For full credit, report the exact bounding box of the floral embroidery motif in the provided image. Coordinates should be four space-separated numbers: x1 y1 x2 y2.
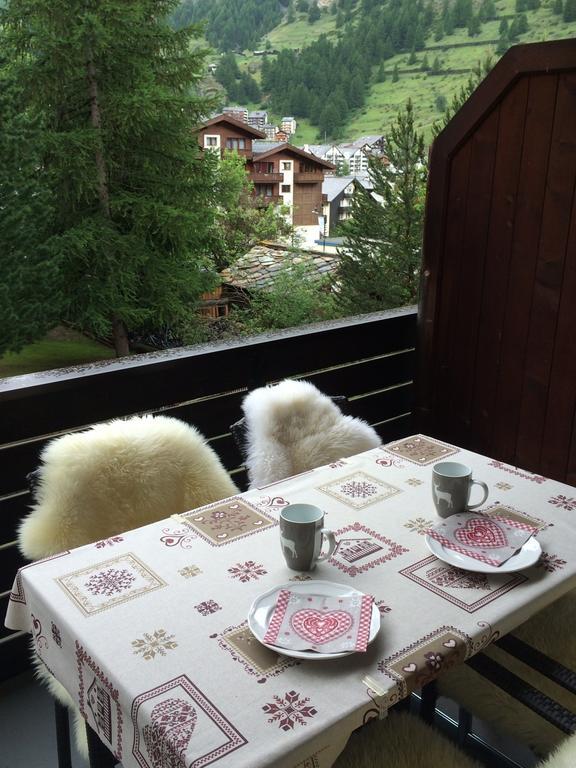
263 691 317 731
228 561 267 582
132 630 178 660
179 565 202 579
195 600 221 616
375 601 392 615
537 552 567 573
159 527 196 549
404 518 434 535
85 568 136 597
51 622 62 647
548 495 576 511
424 651 443 672
495 482 513 491
406 478 424 487
181 498 276 546
95 536 124 548
383 435 458 465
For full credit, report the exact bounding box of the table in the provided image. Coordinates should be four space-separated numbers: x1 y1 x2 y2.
6 434 576 768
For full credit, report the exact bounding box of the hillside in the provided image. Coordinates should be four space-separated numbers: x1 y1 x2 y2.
200 0 576 144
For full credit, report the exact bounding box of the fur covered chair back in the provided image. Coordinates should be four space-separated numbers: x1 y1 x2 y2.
19 415 238 560
242 379 381 488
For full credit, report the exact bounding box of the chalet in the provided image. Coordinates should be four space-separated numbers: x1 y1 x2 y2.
198 114 265 160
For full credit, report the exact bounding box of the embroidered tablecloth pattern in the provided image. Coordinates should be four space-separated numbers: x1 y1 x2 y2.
6 435 576 768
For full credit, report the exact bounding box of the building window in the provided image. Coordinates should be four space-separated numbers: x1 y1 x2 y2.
204 135 218 147
226 138 246 150
254 162 275 173
282 161 292 171
281 184 291 193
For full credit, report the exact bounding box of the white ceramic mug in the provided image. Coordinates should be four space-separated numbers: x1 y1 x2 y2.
279 504 337 571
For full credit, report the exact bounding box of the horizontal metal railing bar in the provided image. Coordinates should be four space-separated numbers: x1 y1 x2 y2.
495 634 576 695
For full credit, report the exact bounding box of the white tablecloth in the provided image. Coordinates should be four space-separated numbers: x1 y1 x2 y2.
6 435 576 768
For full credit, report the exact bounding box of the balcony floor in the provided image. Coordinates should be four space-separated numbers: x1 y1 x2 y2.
0 669 540 768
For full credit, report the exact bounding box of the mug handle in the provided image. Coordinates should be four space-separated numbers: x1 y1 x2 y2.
468 480 489 510
317 529 337 562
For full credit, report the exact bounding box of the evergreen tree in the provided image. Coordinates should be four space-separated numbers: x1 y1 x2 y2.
499 18 509 34
392 64 399 82
516 0 527 10
564 0 576 21
287 0 296 22
468 14 482 36
338 99 426 313
431 56 442 74
377 63 387 82
296 0 309 11
421 55 430 71
408 48 417 65
517 13 529 33
3 0 218 356
0 48 61 354
553 0 563 14
308 0 321 22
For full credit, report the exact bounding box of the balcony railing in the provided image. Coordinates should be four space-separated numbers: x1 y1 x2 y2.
0 307 417 682
294 172 323 183
251 172 283 183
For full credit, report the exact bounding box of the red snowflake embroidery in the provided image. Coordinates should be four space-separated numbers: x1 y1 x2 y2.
548 495 576 511
263 691 317 731
195 600 221 615
228 561 267 582
537 552 567 573
340 481 378 498
85 568 136 596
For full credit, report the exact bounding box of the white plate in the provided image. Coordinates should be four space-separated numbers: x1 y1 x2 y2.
425 534 542 573
248 580 381 660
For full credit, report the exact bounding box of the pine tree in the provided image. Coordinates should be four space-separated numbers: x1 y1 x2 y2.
0 48 61 355
553 0 563 14
421 55 430 71
337 99 427 313
408 48 417 65
468 14 482 36
308 0 321 22
3 0 218 356
564 0 576 21
392 64 399 82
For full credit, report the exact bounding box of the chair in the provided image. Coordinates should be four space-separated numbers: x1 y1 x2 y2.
18 414 238 764
239 379 382 488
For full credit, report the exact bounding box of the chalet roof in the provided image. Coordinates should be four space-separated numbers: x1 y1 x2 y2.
322 176 354 201
300 144 331 157
220 243 339 290
253 140 284 154
202 114 265 138
253 143 336 169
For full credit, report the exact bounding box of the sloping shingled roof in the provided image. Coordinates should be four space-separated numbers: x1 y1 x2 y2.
220 244 339 290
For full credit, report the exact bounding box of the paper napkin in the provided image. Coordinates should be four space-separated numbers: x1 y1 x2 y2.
263 589 374 653
427 512 539 567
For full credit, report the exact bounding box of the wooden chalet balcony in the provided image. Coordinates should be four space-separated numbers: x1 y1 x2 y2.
251 172 283 183
0 308 417 682
294 171 323 183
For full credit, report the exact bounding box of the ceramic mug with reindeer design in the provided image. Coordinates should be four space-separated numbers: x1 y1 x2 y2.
279 504 337 571
432 461 489 518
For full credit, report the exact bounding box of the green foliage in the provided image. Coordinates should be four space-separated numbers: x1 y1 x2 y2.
553 0 563 14
0 49 61 355
393 64 400 82
233 260 339 334
3 0 219 355
308 0 321 23
216 52 261 102
173 0 282 51
337 99 426 314
210 153 293 271
564 0 576 21
435 93 447 112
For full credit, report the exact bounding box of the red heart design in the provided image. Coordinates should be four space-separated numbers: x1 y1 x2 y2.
291 609 353 645
455 518 507 549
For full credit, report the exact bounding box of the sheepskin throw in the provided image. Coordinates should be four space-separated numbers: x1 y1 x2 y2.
19 415 238 560
333 711 483 768
242 379 381 488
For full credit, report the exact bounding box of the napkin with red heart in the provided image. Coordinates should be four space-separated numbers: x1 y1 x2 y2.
263 589 374 653
427 513 539 566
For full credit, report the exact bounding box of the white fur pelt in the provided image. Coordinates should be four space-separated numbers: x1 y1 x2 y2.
21 415 238 757
439 589 576 756
539 732 576 768
333 711 483 768
242 379 382 488
19 414 238 560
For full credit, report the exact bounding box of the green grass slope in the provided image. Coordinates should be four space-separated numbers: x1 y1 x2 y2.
244 0 576 144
